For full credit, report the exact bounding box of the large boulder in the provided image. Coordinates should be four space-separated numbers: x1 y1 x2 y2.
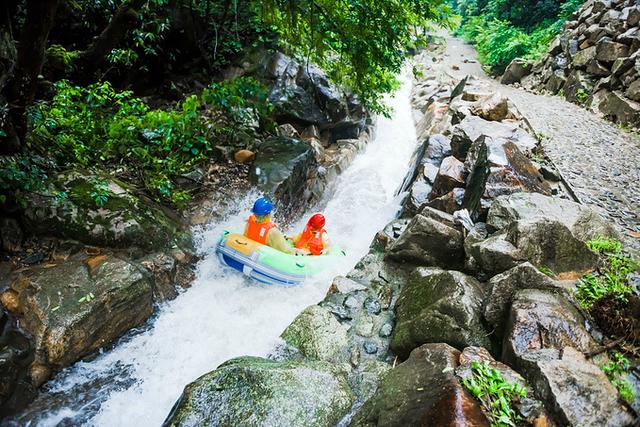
281 305 348 362
6 254 153 384
430 156 465 199
467 232 524 276
391 268 489 359
486 192 618 241
469 93 518 121
386 211 464 269
483 263 568 336
22 169 188 250
250 136 317 219
450 116 537 161
594 89 640 127
505 218 598 274
502 288 598 375
501 58 532 84
349 343 489 427
164 357 354 427
596 38 630 63
462 136 551 220
533 347 636 427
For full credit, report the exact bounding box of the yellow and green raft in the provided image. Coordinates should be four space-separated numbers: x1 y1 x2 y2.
216 231 346 286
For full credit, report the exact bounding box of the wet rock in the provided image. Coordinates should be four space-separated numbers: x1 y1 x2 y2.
139 252 178 302
470 93 512 121
276 123 300 138
0 310 35 416
586 59 611 76
596 38 629 63
505 218 598 274
233 149 255 163
501 59 532 84
164 357 354 427
545 71 567 94
281 305 348 362
483 263 568 336
424 134 452 165
8 255 153 376
391 268 489 359
251 136 317 219
349 343 489 427
564 70 594 104
595 89 640 126
502 288 598 375
430 156 466 199
487 192 618 241
625 79 640 102
22 169 188 251
426 188 465 214
462 136 551 220
467 233 524 276
572 46 597 68
535 347 636 427
450 116 537 161
386 213 464 269
0 218 23 253
363 341 378 355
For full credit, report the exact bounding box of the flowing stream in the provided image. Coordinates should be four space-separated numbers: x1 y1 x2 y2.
10 71 418 427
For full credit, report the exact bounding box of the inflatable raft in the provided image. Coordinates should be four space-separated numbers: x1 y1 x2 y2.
216 231 346 286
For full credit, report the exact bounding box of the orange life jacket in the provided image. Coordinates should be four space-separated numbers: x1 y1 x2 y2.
245 215 275 244
295 226 326 256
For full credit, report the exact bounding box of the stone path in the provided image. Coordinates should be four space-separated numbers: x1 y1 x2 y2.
441 34 640 252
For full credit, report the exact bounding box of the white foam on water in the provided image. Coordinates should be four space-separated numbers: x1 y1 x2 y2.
24 69 418 427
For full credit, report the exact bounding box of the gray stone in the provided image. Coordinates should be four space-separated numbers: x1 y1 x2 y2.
281 305 348 362
470 93 515 121
468 233 524 276
505 218 598 274
483 263 568 336
501 58 532 84
486 192 619 242
625 79 640 101
391 268 489 358
596 39 630 63
572 46 597 68
545 70 567 94
164 357 354 427
430 156 466 199
502 289 598 375
595 89 640 127
534 347 636 427
386 214 464 269
586 59 611 76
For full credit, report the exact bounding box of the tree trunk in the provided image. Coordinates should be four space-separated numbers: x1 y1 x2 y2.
74 0 146 81
1 0 59 155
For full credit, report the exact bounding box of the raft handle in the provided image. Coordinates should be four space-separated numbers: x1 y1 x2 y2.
234 239 248 246
295 262 305 268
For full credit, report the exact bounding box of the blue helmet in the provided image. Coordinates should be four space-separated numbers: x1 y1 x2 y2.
252 197 273 215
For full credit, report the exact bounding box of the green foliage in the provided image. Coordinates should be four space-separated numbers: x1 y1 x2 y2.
258 0 455 113
600 352 637 404
455 0 585 72
29 77 272 205
538 265 555 277
89 179 110 207
575 239 639 308
575 88 590 105
0 156 48 207
462 361 527 427
587 237 623 254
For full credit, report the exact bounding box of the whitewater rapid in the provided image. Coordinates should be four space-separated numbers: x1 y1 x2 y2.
14 70 418 427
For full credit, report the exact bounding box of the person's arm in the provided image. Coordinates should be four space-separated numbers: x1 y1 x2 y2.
266 228 295 254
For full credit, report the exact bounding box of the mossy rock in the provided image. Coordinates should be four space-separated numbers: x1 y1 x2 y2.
163 357 354 427
23 168 191 251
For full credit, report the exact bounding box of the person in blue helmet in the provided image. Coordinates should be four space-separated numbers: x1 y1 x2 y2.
244 197 297 254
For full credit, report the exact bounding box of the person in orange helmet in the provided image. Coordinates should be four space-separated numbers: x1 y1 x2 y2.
244 197 298 254
293 213 330 256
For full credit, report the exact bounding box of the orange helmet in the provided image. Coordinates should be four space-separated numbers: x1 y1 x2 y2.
308 213 326 231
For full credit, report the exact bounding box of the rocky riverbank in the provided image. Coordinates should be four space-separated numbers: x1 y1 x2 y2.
0 50 374 418
502 0 640 129
164 44 639 427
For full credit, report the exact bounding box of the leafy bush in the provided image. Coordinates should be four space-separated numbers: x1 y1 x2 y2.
454 0 585 72
0 156 49 206
462 361 527 427
600 352 637 404
28 77 272 205
575 238 639 308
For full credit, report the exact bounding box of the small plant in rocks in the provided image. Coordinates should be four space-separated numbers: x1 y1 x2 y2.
462 361 527 427
599 351 637 404
575 238 639 309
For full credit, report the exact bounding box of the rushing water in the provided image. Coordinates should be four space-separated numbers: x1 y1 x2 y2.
9 71 418 427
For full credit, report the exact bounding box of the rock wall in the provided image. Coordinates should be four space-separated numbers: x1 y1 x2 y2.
504 0 640 128
163 43 638 426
